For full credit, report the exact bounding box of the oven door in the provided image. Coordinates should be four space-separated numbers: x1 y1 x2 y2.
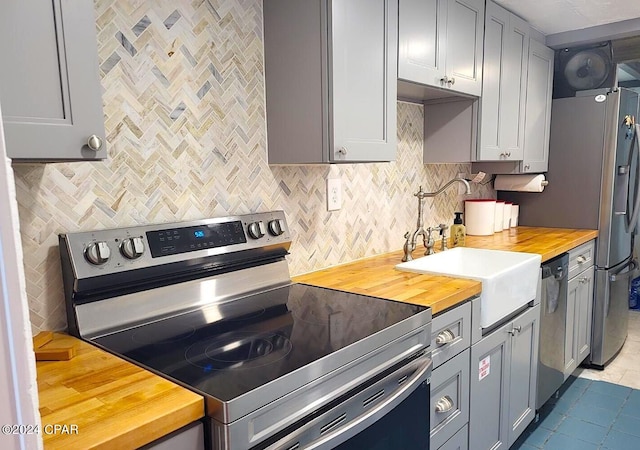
258 353 432 450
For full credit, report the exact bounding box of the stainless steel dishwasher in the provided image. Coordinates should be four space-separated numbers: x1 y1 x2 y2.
536 253 569 410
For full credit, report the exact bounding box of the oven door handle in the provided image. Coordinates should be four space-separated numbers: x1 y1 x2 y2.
303 356 432 450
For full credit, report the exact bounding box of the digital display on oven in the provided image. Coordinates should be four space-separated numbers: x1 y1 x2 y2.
146 221 247 257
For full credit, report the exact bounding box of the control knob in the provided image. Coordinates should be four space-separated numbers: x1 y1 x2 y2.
85 241 111 265
120 236 145 259
247 221 266 239
268 219 285 236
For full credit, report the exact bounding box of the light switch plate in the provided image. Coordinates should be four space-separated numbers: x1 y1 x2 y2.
326 178 342 211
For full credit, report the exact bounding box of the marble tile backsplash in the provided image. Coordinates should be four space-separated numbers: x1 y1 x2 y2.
11 0 495 333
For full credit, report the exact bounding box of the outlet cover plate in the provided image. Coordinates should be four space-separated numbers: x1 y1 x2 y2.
327 178 342 211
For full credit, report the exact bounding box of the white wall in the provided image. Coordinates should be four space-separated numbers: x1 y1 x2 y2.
0 102 41 448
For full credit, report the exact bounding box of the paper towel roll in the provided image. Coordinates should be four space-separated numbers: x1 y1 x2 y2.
494 174 547 192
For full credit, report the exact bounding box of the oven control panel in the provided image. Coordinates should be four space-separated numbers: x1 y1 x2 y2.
61 211 291 279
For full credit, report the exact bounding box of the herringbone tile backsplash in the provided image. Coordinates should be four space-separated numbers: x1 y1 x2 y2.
12 0 495 333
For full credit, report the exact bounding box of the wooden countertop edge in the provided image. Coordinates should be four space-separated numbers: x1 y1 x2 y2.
88 396 204 450
38 334 205 450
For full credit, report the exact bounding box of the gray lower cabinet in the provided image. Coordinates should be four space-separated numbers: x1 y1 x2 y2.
469 304 540 449
439 424 468 450
142 422 204 450
264 0 397 164
0 0 106 161
564 265 595 378
431 349 470 449
432 302 472 368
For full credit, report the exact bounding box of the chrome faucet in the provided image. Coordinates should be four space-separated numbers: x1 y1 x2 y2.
421 177 471 197
402 178 471 262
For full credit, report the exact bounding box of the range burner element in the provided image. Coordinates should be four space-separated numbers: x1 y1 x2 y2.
185 331 292 370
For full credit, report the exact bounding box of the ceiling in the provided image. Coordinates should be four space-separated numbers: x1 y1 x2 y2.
494 0 640 35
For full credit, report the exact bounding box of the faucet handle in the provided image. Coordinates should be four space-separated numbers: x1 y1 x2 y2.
438 224 448 251
402 231 414 262
424 227 436 255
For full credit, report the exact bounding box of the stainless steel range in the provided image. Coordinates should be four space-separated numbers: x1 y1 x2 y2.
59 211 432 449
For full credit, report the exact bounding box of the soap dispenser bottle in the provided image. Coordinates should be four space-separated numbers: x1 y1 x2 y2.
451 212 466 247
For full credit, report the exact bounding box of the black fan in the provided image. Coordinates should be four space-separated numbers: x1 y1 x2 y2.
553 42 616 98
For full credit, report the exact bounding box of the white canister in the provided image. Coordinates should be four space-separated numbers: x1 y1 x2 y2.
511 205 519 227
464 199 496 236
494 200 505 232
502 202 512 229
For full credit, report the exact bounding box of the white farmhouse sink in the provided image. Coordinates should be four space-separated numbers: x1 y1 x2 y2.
396 247 541 328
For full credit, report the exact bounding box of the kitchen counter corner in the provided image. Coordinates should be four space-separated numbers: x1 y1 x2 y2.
37 333 204 450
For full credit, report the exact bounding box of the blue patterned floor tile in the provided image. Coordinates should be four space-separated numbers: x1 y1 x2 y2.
627 389 640 403
538 410 565 431
560 376 591 396
543 432 598 450
557 386 586 404
554 416 608 445
549 396 578 414
613 413 640 437
587 380 633 399
620 398 640 419
523 425 553 448
516 445 541 450
569 404 618 428
575 390 626 412
602 429 640 450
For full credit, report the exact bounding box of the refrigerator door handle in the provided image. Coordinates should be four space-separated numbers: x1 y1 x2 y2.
625 124 640 232
609 258 637 282
607 259 638 316
614 165 630 215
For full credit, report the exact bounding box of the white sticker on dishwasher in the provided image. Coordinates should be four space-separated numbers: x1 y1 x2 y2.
479 356 490 381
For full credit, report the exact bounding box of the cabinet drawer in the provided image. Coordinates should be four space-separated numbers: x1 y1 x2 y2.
438 424 468 450
432 302 472 368
430 348 470 449
568 240 595 280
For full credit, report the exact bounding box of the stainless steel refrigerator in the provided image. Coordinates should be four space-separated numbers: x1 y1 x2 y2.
500 88 640 368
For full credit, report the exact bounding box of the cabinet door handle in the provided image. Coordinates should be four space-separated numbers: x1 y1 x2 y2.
435 329 456 346
579 276 589 284
337 147 347 156
506 152 511 157
87 135 103 151
508 326 521 335
447 77 455 86
577 255 587 264
440 76 448 86
524 164 530 170
435 395 454 413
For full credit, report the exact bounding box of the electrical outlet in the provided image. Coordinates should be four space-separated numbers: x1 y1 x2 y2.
326 178 342 211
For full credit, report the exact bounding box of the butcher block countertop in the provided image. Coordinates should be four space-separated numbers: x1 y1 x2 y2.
293 226 598 315
464 226 598 262
37 333 204 450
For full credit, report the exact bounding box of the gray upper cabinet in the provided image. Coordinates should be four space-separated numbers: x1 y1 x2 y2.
477 1 529 161
398 0 484 97
521 40 554 173
0 1 106 161
264 0 397 164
